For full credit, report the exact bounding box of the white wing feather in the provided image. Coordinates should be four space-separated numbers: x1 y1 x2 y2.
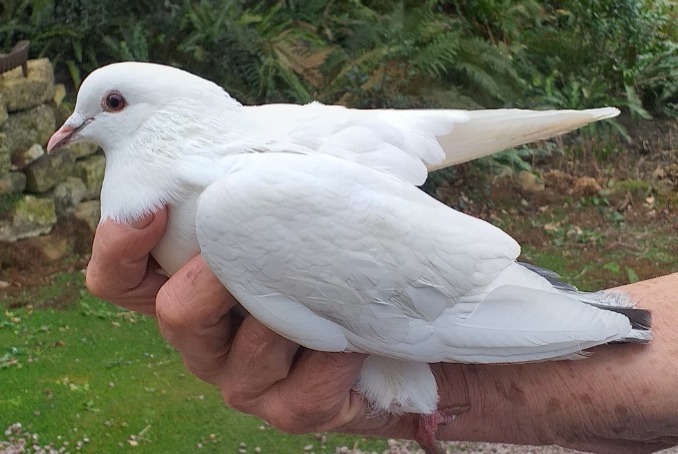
243 103 619 185
196 152 633 364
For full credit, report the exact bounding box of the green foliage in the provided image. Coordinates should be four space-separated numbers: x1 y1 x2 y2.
474 144 556 176
175 0 332 103
523 0 678 118
0 0 171 87
632 43 678 117
314 1 523 107
1 0 675 116
2 0 675 115
0 192 22 218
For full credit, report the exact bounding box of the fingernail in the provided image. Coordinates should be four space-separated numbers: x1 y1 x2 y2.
130 213 154 230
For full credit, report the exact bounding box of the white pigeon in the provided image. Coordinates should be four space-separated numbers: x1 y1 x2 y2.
47 62 651 454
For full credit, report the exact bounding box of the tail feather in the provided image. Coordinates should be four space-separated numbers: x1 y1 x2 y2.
518 261 577 291
581 299 652 331
519 261 652 342
612 329 652 344
431 107 620 169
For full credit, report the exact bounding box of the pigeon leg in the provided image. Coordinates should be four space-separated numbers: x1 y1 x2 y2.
416 405 470 454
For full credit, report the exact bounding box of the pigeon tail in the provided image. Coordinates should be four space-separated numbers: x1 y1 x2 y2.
520 262 652 342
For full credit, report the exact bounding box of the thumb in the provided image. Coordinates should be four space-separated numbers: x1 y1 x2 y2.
86 208 169 313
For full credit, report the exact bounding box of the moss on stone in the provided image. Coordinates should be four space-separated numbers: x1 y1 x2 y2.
4 104 56 154
0 58 56 112
0 191 22 219
16 195 56 225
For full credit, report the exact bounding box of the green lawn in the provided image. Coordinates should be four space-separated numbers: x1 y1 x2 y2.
0 274 388 453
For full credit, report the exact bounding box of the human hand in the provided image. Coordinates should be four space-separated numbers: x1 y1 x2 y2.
154 255 379 435
87 215 678 453
85 211 434 437
86 209 169 315
149 262 678 454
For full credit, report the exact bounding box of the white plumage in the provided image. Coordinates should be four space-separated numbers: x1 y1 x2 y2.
196 151 648 415
47 62 650 450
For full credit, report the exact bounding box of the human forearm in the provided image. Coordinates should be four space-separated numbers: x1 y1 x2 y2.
87 214 677 453
433 274 677 453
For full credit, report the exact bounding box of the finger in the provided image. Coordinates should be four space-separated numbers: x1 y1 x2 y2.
266 350 368 433
218 316 301 410
156 255 238 383
86 209 168 314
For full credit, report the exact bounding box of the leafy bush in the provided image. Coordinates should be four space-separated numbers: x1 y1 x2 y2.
522 0 677 118
0 0 675 116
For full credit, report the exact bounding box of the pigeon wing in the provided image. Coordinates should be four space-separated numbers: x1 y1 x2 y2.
242 103 619 185
196 153 632 363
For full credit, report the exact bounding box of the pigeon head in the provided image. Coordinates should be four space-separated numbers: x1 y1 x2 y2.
47 62 243 223
47 62 239 153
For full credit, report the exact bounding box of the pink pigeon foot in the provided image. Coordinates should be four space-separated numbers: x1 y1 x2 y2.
415 406 470 454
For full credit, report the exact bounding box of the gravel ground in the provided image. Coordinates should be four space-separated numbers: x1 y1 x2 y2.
351 440 678 454
3 423 677 453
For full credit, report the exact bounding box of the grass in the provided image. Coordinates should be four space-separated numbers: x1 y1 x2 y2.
515 203 678 291
0 272 389 453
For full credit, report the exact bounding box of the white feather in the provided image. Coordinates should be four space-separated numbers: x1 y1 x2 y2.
356 357 438 414
432 107 620 168
195 152 641 413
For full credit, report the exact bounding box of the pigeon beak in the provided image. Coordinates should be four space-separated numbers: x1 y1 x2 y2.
47 114 91 152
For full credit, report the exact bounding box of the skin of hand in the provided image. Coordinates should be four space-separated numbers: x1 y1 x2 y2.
86 211 678 454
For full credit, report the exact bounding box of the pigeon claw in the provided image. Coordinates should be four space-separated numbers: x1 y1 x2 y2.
415 405 470 454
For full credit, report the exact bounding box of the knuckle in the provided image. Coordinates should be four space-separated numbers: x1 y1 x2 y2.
155 285 189 331
220 386 254 414
270 418 298 434
266 414 308 435
267 396 321 434
85 262 110 299
181 356 221 386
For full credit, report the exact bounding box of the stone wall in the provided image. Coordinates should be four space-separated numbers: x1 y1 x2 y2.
0 59 103 243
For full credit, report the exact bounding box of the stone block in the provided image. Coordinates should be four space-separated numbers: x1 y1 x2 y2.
76 154 106 199
0 132 8 174
53 83 66 106
67 142 100 160
54 103 72 127
0 171 26 194
0 195 56 242
0 58 56 112
52 176 87 218
72 200 101 233
23 149 76 193
11 143 44 169
0 95 7 127
4 103 56 154
25 235 71 262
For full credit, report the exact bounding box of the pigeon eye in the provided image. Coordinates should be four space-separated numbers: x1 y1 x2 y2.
103 92 126 112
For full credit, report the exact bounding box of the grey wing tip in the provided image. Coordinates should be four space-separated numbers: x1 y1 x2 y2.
518 262 578 291
612 329 652 344
616 307 652 331
584 302 652 331
519 261 653 337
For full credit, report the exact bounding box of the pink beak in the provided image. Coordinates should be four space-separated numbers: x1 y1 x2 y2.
47 124 76 152
47 114 91 152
